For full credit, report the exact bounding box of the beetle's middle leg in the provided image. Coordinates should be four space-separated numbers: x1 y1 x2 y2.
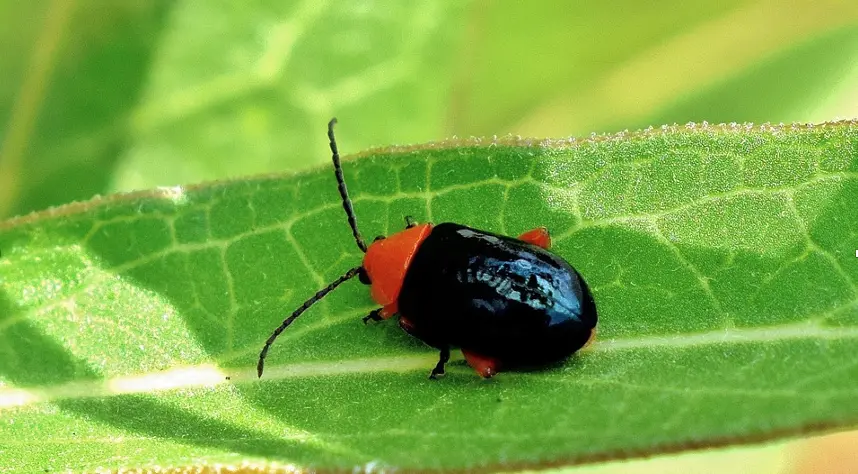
398 316 451 379
429 346 451 379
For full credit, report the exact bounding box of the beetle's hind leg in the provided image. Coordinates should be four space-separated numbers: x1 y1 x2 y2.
518 227 551 249
429 346 451 379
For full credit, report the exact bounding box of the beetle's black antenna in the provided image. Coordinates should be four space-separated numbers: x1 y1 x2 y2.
329 118 368 253
257 266 362 377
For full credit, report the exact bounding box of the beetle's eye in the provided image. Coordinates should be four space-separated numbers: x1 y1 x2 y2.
358 267 371 285
373 235 385 242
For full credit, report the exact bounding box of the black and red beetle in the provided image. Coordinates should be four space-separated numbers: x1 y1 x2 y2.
257 119 598 379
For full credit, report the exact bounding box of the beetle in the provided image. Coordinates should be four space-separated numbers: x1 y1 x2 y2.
257 118 598 379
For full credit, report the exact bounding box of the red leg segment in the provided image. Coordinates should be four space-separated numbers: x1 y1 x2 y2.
462 349 501 378
380 302 398 319
518 227 551 249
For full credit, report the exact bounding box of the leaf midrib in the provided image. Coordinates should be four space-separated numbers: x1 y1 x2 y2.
2 318 857 411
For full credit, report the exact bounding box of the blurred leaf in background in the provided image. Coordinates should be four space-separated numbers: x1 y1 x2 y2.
0 1 171 220
499 0 858 136
2 0 858 220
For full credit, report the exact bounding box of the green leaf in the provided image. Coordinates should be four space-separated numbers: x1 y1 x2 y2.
112 0 466 193
491 1 858 138
0 1 171 219
0 1 466 219
7 1 858 223
642 25 858 129
1 122 857 472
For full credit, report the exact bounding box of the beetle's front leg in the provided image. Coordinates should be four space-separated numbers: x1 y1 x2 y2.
429 346 451 379
362 309 383 324
362 304 397 324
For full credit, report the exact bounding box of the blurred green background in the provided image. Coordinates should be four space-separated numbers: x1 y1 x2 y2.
2 0 858 222
1 1 858 471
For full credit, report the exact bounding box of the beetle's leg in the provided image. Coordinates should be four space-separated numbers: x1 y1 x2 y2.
429 346 451 379
404 215 417 229
362 304 397 324
362 309 383 324
398 316 449 378
518 227 551 249
462 349 500 378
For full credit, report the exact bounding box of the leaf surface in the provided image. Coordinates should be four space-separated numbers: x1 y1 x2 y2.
1 122 857 472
